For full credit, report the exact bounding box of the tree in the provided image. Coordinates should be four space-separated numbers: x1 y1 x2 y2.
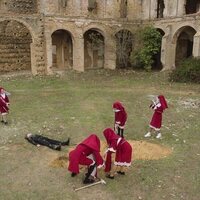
130 26 162 70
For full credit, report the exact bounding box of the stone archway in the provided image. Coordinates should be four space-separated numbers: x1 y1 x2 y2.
83 29 104 69
175 26 197 66
115 29 133 68
51 29 73 70
0 20 32 73
152 28 165 70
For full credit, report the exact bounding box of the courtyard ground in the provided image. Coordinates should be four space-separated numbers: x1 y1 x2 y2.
0 69 200 200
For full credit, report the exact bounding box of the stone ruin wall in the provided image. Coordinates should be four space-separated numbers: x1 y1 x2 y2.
6 0 37 14
0 0 145 74
0 20 32 72
0 0 46 74
0 0 200 74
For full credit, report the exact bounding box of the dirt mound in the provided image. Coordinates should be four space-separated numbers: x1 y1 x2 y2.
129 140 172 160
50 140 172 168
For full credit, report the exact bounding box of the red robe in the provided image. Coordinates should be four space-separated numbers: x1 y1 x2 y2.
68 134 103 174
150 104 163 130
103 128 132 172
0 94 9 114
113 101 127 128
149 95 168 131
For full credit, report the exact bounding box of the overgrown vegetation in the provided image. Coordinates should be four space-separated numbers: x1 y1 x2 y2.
169 58 200 83
130 26 162 71
115 29 133 68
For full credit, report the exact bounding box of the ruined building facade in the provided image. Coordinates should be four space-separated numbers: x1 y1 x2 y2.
0 0 200 75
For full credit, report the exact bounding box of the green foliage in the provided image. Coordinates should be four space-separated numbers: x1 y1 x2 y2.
130 26 162 70
169 58 200 83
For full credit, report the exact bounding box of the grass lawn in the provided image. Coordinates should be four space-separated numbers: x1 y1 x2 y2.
0 69 200 200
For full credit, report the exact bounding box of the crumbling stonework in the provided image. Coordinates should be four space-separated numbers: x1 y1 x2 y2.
0 20 32 72
7 0 38 14
0 0 200 75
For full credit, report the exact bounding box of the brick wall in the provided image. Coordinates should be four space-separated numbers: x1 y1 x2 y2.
0 20 32 72
7 0 38 14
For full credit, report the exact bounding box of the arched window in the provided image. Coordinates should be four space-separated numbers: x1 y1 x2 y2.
175 26 196 66
84 29 104 69
51 29 73 70
185 0 200 14
115 29 133 68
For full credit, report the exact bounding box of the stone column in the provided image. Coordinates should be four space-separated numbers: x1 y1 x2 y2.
176 0 185 16
151 0 157 19
168 42 177 69
104 34 116 70
73 34 84 72
44 31 54 75
30 42 37 75
193 32 200 58
161 26 176 70
30 37 46 75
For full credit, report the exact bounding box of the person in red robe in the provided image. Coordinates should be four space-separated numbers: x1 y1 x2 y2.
103 128 132 179
113 101 127 138
144 95 168 139
68 134 104 184
0 87 10 125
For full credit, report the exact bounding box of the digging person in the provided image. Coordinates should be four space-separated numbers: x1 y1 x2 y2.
68 134 104 184
103 128 132 179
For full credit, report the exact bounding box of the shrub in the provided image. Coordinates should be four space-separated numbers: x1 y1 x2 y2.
169 58 200 83
130 26 162 70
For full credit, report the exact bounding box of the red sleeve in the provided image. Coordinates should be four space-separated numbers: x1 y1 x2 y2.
108 140 117 151
155 106 163 113
93 151 104 166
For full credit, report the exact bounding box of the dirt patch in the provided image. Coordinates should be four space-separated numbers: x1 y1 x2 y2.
50 140 172 168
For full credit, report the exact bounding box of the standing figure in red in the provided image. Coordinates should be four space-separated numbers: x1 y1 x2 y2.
68 134 104 184
144 95 168 139
103 128 132 179
0 87 10 125
113 101 127 138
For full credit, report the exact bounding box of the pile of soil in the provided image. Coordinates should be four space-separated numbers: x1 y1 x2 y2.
50 140 172 168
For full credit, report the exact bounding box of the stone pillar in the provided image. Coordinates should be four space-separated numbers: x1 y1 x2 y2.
104 34 116 70
30 42 37 75
162 42 175 70
151 0 157 19
193 32 200 58
141 0 151 20
44 31 54 75
168 42 177 69
73 35 84 72
176 0 185 16
30 37 46 75
161 26 176 70
162 41 176 70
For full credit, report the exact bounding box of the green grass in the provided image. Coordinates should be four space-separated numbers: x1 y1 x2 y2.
0 69 200 200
